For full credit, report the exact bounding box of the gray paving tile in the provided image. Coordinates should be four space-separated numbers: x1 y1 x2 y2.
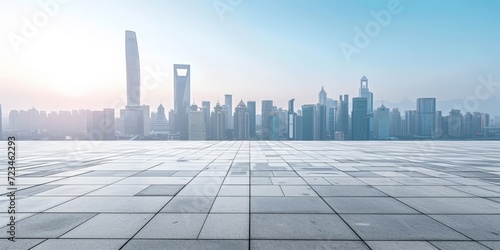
0 213 96 238
161 196 215 213
48 197 172 213
219 185 249 196
199 214 249 239
280 185 318 196
366 241 438 250
341 214 467 240
480 241 500 249
0 239 44 250
251 214 359 240
312 185 387 197
431 215 500 240
251 240 369 250
136 185 184 196
32 239 126 250
177 184 221 196
325 197 418 214
375 186 472 197
122 240 247 250
135 213 207 239
62 213 153 238
251 185 284 196
211 197 249 213
251 197 333 213
430 241 490 250
398 197 500 214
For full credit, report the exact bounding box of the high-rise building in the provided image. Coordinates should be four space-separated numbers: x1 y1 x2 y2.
326 98 337 139
416 98 436 137
202 101 211 139
389 108 402 137
261 100 273 139
211 102 226 140
188 104 206 140
448 109 462 138
337 95 349 139
174 64 191 140
288 99 296 140
462 112 474 138
302 105 316 140
123 30 144 136
152 104 169 135
141 105 150 136
435 110 444 138
225 94 233 130
295 110 303 140
375 104 389 140
125 31 140 107
234 100 249 140
87 109 115 140
352 97 369 140
404 110 417 136
317 87 327 140
247 101 256 139
359 76 373 113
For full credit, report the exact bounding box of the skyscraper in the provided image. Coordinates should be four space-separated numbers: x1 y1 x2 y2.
152 104 169 135
326 98 337 139
317 87 327 140
234 100 249 140
288 99 296 140
123 30 144 136
225 94 233 130
302 105 316 140
261 100 273 139
359 76 373 112
404 110 417 136
416 98 436 137
247 101 256 139
174 64 190 140
211 102 226 140
87 109 115 140
202 101 211 139
375 104 389 140
448 109 462 138
337 95 349 139
188 104 206 140
389 108 402 137
352 97 369 140
125 30 140 107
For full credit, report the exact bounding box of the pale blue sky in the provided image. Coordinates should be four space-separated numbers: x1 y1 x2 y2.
1 0 499 115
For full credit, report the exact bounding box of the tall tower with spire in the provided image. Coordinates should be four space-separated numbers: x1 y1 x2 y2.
359 76 373 113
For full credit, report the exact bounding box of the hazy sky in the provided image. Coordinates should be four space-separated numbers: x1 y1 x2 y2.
1 0 499 116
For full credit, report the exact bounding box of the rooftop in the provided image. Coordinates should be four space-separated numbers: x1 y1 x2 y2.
1 141 500 249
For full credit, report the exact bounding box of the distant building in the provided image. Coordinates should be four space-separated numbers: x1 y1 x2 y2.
188 104 205 140
288 99 296 140
261 100 273 139
87 109 115 140
174 64 191 140
234 100 249 140
448 109 462 138
375 104 390 140
247 101 256 139
225 94 233 130
295 111 303 140
152 104 169 135
389 108 402 137
404 110 417 136
359 76 374 139
123 30 144 137
211 102 226 140
202 101 211 139
416 98 436 137
326 98 337 139
352 97 369 140
317 87 327 140
337 95 349 138
302 105 316 140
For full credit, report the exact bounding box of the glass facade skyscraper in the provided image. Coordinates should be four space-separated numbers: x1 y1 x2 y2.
174 64 191 140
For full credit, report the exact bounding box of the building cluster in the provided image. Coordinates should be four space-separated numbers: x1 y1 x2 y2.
2 30 500 140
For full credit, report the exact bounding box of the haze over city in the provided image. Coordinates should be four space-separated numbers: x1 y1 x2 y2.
1 0 500 116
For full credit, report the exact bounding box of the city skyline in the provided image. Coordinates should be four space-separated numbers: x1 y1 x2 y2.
1 1 499 116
